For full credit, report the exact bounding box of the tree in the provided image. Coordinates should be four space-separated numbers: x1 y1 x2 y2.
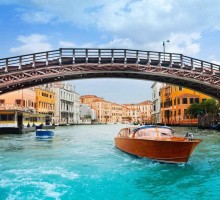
187 99 218 117
186 103 201 118
200 99 218 115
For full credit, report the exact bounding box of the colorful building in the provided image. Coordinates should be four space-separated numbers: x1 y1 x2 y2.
80 95 152 124
123 101 152 124
35 85 55 125
0 88 36 112
160 85 212 125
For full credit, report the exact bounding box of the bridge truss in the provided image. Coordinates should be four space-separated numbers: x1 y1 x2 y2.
0 48 220 98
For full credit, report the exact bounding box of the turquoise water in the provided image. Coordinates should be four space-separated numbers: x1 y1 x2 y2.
0 125 219 200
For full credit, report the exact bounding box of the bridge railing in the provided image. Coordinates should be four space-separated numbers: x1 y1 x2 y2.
0 48 220 75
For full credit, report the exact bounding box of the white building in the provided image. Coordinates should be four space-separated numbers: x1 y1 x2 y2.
73 91 80 124
51 82 80 125
80 104 96 124
151 82 164 124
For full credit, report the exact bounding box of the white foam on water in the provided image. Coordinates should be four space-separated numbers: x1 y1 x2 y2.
0 179 14 187
41 169 79 180
27 181 65 200
6 191 22 200
7 167 79 180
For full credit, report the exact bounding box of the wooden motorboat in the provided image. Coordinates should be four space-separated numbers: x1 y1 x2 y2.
114 125 202 163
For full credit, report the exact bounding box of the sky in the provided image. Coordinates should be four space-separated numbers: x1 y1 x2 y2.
0 0 220 104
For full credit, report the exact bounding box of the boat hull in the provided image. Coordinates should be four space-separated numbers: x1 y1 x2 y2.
114 137 202 163
36 130 54 139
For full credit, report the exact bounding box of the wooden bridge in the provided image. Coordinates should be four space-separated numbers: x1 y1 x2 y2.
0 48 220 98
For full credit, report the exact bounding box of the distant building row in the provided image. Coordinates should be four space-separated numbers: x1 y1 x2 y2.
0 82 80 126
80 95 152 124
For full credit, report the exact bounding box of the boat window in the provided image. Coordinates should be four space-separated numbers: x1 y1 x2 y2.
135 128 173 138
118 127 136 138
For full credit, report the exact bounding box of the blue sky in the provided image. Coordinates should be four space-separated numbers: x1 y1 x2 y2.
0 0 220 104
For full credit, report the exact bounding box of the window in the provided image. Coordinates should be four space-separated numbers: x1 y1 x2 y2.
177 98 180 105
0 114 7 120
0 99 5 104
15 99 21 105
174 98 176 105
182 98 188 104
8 114 15 121
195 98 199 104
179 86 183 91
190 98 194 104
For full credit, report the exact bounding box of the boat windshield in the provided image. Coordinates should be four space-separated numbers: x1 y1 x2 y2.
134 127 173 139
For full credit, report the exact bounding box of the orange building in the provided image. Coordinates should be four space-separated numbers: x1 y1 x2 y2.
160 85 212 125
80 95 152 124
80 95 110 123
123 101 152 124
0 88 36 112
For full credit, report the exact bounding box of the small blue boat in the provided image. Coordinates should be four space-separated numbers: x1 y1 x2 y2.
36 129 54 139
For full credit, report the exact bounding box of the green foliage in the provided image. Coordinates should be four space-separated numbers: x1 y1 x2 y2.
84 115 91 119
200 99 218 115
186 103 201 118
187 98 219 118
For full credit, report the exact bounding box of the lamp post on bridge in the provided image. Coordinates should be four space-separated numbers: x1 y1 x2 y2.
163 40 170 60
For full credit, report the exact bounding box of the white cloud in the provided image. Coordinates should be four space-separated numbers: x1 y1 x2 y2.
99 38 136 49
59 41 77 48
20 0 220 42
21 11 55 24
59 41 96 48
10 34 53 55
7 0 220 58
212 60 220 65
8 0 219 61
98 32 200 56
163 32 201 56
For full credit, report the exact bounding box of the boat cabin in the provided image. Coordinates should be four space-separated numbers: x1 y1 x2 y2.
118 125 174 139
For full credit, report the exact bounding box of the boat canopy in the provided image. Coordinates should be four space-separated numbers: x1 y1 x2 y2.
134 125 173 133
134 125 174 139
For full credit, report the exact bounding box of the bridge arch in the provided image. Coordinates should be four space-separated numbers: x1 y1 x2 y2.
0 48 219 98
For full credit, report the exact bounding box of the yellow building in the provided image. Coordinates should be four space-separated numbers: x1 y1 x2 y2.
160 85 212 125
35 87 55 124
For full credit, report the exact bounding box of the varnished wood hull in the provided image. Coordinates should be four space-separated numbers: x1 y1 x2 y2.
114 137 202 163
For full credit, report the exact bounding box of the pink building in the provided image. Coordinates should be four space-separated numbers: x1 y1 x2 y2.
0 88 36 112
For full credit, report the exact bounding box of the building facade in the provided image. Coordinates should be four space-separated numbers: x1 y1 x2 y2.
52 82 80 125
35 86 55 125
123 101 152 124
160 85 212 125
0 88 36 112
80 95 152 124
151 82 164 124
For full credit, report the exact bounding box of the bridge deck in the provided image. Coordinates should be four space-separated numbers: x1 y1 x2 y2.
0 48 219 98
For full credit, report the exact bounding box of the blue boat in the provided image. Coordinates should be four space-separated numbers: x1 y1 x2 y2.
36 129 54 139
211 124 220 130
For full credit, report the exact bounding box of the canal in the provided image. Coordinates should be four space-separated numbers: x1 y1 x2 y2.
0 125 219 199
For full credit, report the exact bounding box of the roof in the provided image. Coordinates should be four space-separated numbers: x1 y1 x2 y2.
134 125 173 133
